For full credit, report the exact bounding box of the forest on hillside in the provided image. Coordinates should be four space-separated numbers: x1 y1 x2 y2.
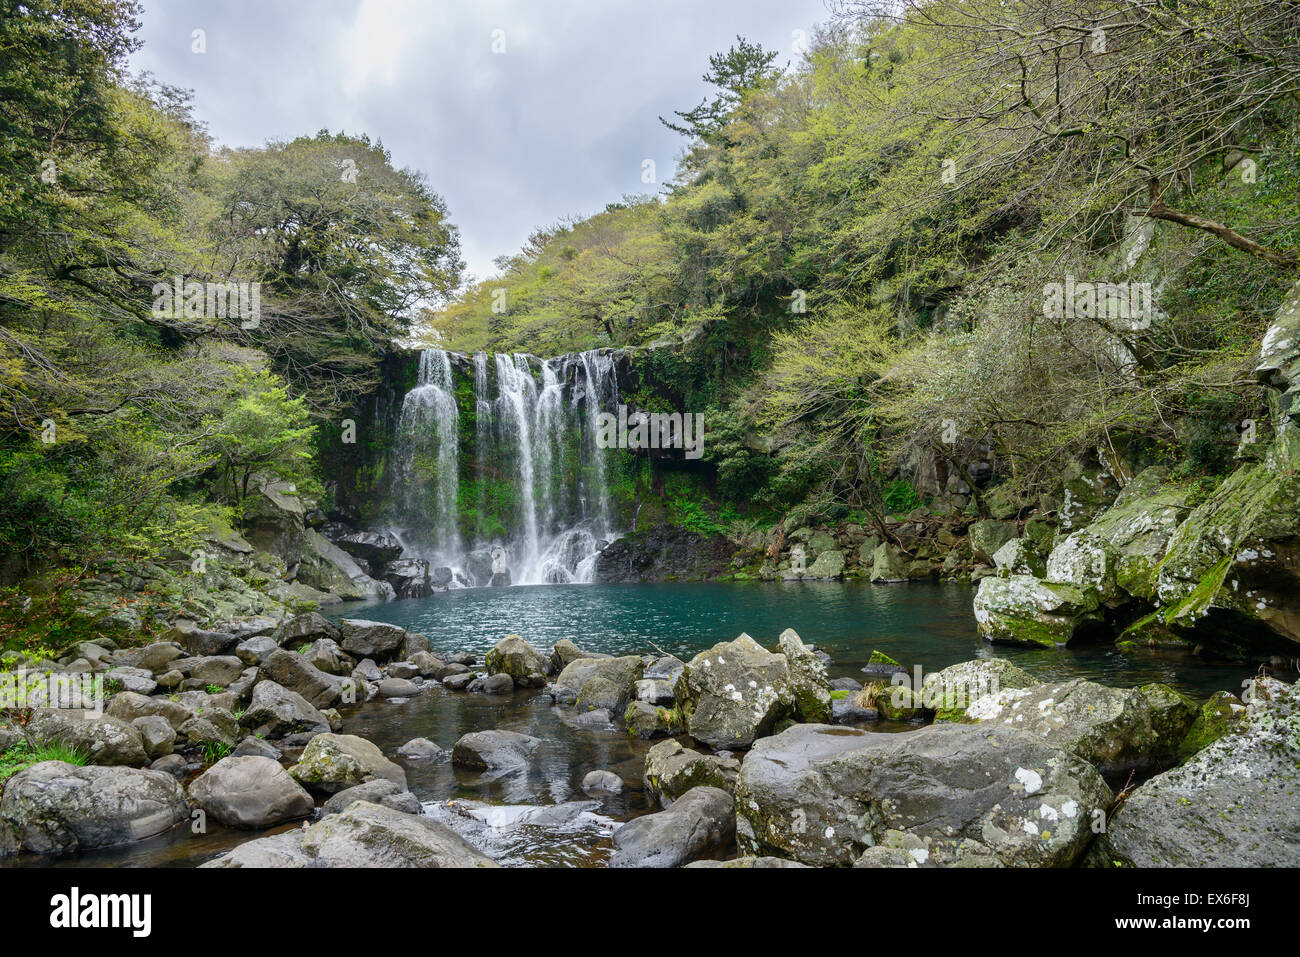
438 0 1300 530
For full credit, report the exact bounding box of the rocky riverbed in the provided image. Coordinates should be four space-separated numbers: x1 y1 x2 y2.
1 614 1295 868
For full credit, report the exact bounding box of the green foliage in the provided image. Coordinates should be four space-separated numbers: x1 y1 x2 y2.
0 740 88 788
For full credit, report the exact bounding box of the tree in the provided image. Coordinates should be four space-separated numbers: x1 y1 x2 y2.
660 36 781 142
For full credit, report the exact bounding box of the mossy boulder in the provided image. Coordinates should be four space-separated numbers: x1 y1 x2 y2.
675 633 795 750
484 634 551 688
923 658 1039 722
1176 690 1247 760
289 733 407 794
777 628 832 723
642 739 740 805
972 574 1102 647
553 655 644 712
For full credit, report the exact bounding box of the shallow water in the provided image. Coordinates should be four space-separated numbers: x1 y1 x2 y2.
7 581 1272 868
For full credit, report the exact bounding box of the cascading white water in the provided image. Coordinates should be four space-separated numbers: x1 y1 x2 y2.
391 349 461 564
389 346 619 588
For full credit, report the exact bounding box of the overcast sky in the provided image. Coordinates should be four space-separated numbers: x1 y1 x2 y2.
129 0 832 283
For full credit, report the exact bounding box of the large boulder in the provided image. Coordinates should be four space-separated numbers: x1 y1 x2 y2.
972 574 1103 647
734 722 1112 867
922 657 1039 722
321 779 422 816
964 678 1198 776
869 542 909 583
339 619 408 661
0 762 189 856
25 710 147 767
297 529 394 602
675 634 794 750
273 611 340 647
552 655 644 712
188 756 313 829
289 733 407 794
106 691 195 731
324 526 403 564
240 680 330 739
240 474 307 569
450 730 541 773
777 628 832 723
608 786 734 868
1088 677 1299 867
643 739 740 806
484 634 552 688
258 648 344 709
381 559 433 599
203 801 497 868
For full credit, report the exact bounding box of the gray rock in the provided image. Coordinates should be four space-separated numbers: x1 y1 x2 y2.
296 801 496 867
339 619 408 661
289 733 407 794
581 770 624 795
395 737 446 763
377 677 420 698
176 655 245 687
321 778 421 815
675 634 793 750
0 762 189 855
468 673 514 695
105 691 194 730
26 710 147 767
258 648 344 709
643 739 740 806
609 786 734 868
273 611 340 647
232 735 281 760
188 756 314 829
1088 677 1300 867
149 754 188 779
183 629 239 657
778 628 832 723
234 635 279 666
352 658 384 682
388 660 420 680
241 680 330 739
409 651 444 678
199 829 313 867
685 856 810 869
451 730 541 772
105 666 157 696
485 634 552 687
734 722 1112 867
132 716 176 759
552 655 644 711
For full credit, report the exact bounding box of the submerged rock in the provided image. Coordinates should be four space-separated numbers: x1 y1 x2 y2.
734 722 1112 867
451 730 541 772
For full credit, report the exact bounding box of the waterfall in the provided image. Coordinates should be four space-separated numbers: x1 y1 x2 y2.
388 347 619 588
390 349 461 564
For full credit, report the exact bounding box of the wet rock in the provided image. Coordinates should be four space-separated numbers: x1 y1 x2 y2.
468 673 514 695
327 527 403 565
182 629 239 657
388 661 420 680
382 558 433 599
441 671 476 690
188 756 313 829
643 739 740 806
485 634 552 687
581 770 624 795
734 722 1112 867
395 737 446 763
0 762 189 856
321 779 422 816
622 700 682 739
1088 677 1299 867
199 829 313 868
299 801 495 867
451 730 541 772
377 677 421 698
290 733 407 794
594 523 735 583
149 754 188 779
608 786 734 868
675 634 794 750
409 650 445 677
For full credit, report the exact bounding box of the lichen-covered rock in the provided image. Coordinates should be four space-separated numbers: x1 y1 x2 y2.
1044 530 1119 601
608 786 734 868
963 678 1197 776
485 634 552 687
1176 690 1247 760
552 655 643 712
968 520 1020 564
869 542 909 582
972 574 1102 647
804 548 846 579
992 538 1045 577
643 739 740 805
0 762 189 856
25 710 147 767
777 628 832 723
188 756 313 829
923 658 1039 722
289 733 407 794
1088 677 1299 867
675 634 794 750
734 723 1112 867
623 700 683 739
1078 466 1194 600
